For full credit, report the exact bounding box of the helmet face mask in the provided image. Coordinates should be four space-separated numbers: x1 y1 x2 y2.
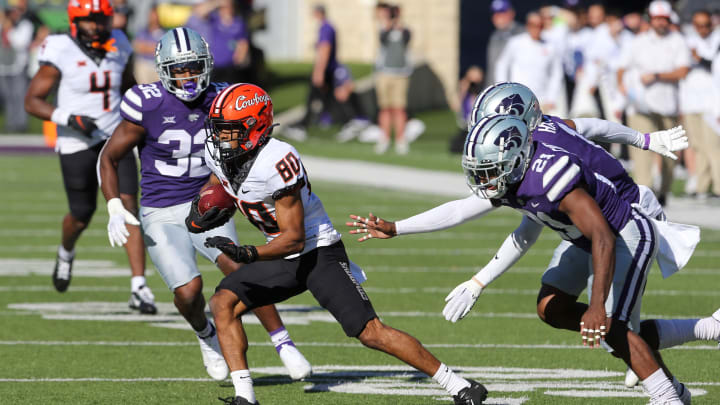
469 82 543 132
462 115 533 199
156 28 213 102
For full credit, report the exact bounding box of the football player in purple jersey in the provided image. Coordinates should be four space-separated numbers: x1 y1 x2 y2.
98 28 311 382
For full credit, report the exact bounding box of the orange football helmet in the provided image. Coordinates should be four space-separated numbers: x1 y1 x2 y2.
206 83 276 165
67 0 114 50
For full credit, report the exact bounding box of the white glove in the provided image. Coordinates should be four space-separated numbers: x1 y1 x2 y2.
645 126 688 160
442 278 484 323
107 198 139 247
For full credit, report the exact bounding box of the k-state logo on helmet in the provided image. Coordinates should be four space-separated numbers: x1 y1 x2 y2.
494 127 524 149
235 93 270 111
495 94 525 116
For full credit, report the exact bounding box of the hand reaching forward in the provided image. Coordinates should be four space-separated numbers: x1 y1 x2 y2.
346 213 396 242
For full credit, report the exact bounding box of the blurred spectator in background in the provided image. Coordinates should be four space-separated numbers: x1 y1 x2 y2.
132 4 164 84
0 0 33 132
17 0 48 78
333 64 371 143
449 65 483 153
281 4 340 142
374 3 412 155
562 3 593 117
112 0 131 33
583 8 633 122
187 0 249 84
485 0 522 89
624 11 649 35
680 9 720 198
617 0 690 205
495 11 564 116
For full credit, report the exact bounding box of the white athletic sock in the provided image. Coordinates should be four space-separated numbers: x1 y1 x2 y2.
195 320 215 339
643 368 681 403
655 318 720 349
231 369 255 403
131 276 146 292
57 246 75 261
432 363 470 396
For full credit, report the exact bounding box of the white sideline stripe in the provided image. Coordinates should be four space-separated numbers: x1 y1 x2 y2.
2 285 720 298
0 340 717 351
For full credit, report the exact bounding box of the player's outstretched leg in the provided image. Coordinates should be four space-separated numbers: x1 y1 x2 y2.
54 213 89 292
174 277 229 381
210 289 258 405
215 255 311 380
356 318 488 405
121 193 157 314
252 305 312 380
624 307 720 398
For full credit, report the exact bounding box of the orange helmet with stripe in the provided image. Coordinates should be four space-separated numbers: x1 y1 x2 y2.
67 0 114 50
206 83 276 166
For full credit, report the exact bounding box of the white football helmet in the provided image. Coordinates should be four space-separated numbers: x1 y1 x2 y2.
469 82 543 132
462 115 534 199
156 27 213 101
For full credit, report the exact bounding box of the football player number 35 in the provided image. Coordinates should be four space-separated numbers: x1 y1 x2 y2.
155 129 210 178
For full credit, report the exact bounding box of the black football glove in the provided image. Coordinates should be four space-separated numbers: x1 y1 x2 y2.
185 194 234 234
204 236 259 264
68 114 98 137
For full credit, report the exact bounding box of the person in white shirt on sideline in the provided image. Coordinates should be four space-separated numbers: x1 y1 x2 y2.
617 1 691 206
680 9 720 198
495 12 564 116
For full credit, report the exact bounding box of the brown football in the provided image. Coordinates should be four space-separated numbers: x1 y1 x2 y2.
197 184 237 215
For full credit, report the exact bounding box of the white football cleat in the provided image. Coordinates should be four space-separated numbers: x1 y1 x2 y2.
625 367 640 388
128 285 157 314
278 344 312 380
197 322 229 381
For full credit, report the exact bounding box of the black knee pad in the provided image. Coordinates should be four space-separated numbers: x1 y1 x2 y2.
603 320 631 358
638 319 660 350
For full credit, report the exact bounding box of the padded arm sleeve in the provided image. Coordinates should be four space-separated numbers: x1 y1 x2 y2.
473 216 542 287
572 118 645 148
395 195 496 235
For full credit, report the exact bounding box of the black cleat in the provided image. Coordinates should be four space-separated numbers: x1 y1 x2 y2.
218 397 259 405
52 254 73 292
453 379 488 405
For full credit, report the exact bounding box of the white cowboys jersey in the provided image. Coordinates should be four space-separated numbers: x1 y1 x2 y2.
205 138 341 258
38 30 132 154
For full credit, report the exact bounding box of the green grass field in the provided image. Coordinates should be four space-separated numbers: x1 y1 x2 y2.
1 154 719 405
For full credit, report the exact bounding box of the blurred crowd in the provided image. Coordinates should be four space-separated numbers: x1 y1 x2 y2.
456 0 720 202
3 0 720 199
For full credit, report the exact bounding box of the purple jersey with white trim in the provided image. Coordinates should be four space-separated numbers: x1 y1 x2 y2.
495 141 635 251
532 115 640 205
119 81 229 207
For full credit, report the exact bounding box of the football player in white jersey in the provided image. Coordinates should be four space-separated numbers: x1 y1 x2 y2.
99 28 311 382
185 83 488 405
24 0 156 313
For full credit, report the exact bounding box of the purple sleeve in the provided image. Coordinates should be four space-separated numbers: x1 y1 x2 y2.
318 24 333 44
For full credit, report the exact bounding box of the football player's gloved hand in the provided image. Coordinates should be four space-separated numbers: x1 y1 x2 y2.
68 114 98 137
443 278 484 323
204 236 259 264
106 198 140 247
644 126 688 160
185 194 234 234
